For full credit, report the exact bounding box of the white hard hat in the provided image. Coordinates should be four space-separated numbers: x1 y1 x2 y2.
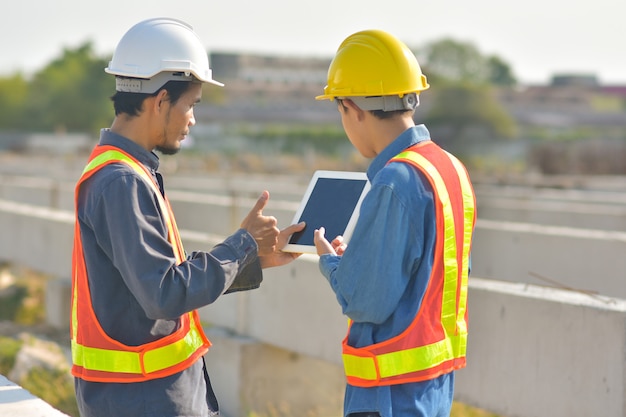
106 17 224 93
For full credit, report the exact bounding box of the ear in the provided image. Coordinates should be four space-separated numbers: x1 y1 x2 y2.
152 89 170 114
343 99 366 121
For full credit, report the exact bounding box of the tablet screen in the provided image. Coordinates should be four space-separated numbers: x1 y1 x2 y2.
283 171 370 254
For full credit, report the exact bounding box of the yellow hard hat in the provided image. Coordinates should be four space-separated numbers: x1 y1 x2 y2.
316 29 429 101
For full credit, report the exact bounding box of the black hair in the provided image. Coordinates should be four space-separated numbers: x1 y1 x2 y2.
110 80 193 116
371 109 410 119
336 98 410 119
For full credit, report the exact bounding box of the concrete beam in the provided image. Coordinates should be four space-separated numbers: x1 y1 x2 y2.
204 327 344 417
456 278 626 417
3 196 626 416
0 375 69 417
472 219 626 298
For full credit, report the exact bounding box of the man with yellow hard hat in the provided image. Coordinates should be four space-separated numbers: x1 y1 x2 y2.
314 29 476 417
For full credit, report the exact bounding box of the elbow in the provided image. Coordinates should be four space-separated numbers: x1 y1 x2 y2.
143 303 184 321
343 305 391 325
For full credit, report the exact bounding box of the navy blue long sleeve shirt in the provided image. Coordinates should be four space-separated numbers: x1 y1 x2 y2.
74 129 262 417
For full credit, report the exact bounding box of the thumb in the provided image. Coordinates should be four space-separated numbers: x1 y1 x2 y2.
250 190 270 215
314 227 326 242
284 221 306 235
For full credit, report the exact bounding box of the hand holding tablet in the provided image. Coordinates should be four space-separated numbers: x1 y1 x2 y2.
283 170 370 254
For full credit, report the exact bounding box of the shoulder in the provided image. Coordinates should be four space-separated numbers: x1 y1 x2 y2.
373 160 434 204
78 162 153 208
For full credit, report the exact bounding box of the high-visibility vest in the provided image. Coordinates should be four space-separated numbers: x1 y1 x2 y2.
341 140 476 387
71 145 211 383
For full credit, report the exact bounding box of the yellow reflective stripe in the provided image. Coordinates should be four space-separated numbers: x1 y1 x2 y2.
71 256 79 341
379 332 467 377
394 150 458 334
72 339 143 373
82 149 183 263
343 333 468 380
143 315 204 373
447 152 475 333
342 353 379 381
72 314 204 375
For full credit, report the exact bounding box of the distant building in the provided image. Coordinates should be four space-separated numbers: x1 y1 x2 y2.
211 52 330 85
496 73 626 128
550 74 599 88
199 52 626 130
198 52 336 124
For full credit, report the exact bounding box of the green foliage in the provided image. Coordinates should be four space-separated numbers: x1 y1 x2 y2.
0 42 114 133
0 74 29 128
420 38 490 84
0 336 22 374
486 56 517 86
26 42 113 133
0 269 46 325
0 285 28 321
412 38 518 155
423 83 517 149
21 367 79 417
417 38 517 86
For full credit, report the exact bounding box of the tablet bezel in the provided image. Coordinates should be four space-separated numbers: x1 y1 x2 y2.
282 170 370 254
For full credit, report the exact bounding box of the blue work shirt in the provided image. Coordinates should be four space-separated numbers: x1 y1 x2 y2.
74 129 263 417
319 125 455 417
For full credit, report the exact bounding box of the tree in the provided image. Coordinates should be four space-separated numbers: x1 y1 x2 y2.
0 73 29 129
487 56 517 86
26 42 113 133
422 83 517 150
418 38 490 84
417 38 517 86
413 38 518 152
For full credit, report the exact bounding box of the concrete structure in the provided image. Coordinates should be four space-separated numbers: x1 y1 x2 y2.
2 173 626 416
0 375 69 417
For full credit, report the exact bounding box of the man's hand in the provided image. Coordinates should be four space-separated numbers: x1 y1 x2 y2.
314 227 346 256
260 221 306 268
240 191 279 256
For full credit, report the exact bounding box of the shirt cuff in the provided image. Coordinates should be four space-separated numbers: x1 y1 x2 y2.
221 228 259 270
318 253 341 282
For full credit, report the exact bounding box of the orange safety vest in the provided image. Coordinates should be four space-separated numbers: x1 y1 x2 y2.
341 140 476 387
71 145 211 383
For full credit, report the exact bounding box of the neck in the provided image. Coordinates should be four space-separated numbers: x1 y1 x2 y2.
110 114 155 152
371 115 415 155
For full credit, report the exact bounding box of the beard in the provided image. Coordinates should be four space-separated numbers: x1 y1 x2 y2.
155 144 181 155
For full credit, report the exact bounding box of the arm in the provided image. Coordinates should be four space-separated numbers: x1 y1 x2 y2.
315 178 431 324
85 172 261 319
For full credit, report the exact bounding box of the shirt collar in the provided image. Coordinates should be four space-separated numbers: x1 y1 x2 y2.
367 124 431 180
98 128 160 172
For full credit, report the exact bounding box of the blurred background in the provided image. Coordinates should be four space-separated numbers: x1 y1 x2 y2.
1 2 625 417
0 0 624 179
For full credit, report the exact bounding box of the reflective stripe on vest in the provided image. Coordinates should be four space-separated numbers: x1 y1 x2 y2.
71 146 210 383
341 141 475 387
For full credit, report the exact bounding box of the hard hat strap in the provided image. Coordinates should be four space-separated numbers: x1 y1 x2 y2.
115 72 195 94
346 93 419 111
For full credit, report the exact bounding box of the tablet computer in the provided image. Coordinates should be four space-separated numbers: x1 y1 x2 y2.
283 170 370 254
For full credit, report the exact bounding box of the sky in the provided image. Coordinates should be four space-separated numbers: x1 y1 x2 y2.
3 0 625 85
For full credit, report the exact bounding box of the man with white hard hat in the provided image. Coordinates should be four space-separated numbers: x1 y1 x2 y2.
70 18 304 417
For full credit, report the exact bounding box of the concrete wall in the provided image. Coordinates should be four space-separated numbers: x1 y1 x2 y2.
475 183 626 231
0 375 70 417
2 178 626 416
472 218 626 298
456 278 626 417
